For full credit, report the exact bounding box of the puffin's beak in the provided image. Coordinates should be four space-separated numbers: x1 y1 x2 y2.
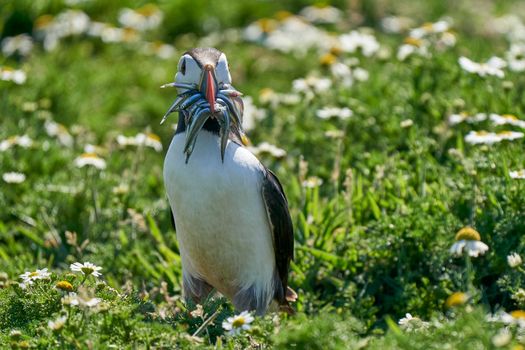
201 64 217 114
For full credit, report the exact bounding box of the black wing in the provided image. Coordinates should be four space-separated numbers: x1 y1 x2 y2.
261 167 294 302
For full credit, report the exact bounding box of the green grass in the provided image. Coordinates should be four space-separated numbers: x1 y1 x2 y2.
2 0 525 348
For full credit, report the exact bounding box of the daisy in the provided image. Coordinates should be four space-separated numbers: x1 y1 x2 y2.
2 172 26 184
398 313 430 331
222 311 254 336
491 328 512 347
458 56 506 78
242 96 267 132
497 131 524 141
0 135 33 151
302 176 323 188
1 34 33 57
20 268 51 286
338 31 380 57
449 227 489 258
316 107 353 120
509 170 525 179
299 5 342 24
62 292 102 308
464 131 502 145
48 315 67 331
506 44 525 72
137 133 163 152
507 253 522 268
397 39 429 61
0 67 27 84
44 120 74 147
118 4 163 32
74 153 106 170
489 113 525 128
248 142 286 158
70 262 102 277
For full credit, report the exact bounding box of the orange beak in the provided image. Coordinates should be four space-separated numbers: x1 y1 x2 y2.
204 66 216 113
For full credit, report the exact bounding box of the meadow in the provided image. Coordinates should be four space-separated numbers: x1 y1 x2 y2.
1 0 525 348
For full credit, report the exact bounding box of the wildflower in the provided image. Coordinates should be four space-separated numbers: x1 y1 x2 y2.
497 131 524 141
338 31 380 57
464 131 502 145
512 289 525 305
136 133 163 152
74 153 106 170
381 16 414 34
398 313 430 331
19 268 51 286
450 227 489 257
498 310 525 328
507 253 523 268
302 176 323 188
141 41 176 59
241 96 266 131
222 311 254 336
510 170 525 179
0 67 27 84
445 292 469 307
10 330 22 339
190 304 204 318
2 172 26 184
48 315 67 331
44 120 74 147
62 292 102 308
248 142 286 158
492 328 512 347
507 44 525 72
70 262 102 277
316 107 353 120
459 56 506 78
299 5 342 24
397 40 429 61
400 119 414 128
55 280 74 292
448 112 488 125
1 34 33 57
489 113 525 128
118 4 163 32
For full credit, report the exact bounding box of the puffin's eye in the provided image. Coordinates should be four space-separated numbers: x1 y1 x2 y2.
180 58 186 75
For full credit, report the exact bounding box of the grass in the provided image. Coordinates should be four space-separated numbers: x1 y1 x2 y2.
1 0 525 348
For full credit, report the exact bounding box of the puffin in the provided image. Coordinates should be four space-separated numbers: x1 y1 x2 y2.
162 47 295 315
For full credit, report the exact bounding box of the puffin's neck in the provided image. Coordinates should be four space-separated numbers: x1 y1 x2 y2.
175 111 221 136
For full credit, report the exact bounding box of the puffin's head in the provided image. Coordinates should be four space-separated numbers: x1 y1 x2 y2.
175 48 232 113
161 48 244 163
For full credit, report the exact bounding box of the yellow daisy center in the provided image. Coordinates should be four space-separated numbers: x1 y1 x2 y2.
29 272 39 277
146 133 161 141
275 11 293 21
445 292 468 307
80 153 99 159
232 317 246 328
502 114 518 120
81 267 94 274
55 281 74 292
510 310 525 320
136 4 159 17
319 53 337 66
455 227 481 241
404 37 423 47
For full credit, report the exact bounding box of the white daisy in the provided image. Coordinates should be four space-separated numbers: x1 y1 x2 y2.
459 56 506 78
74 153 106 170
48 315 67 331
70 262 102 277
242 96 267 131
44 120 74 147
510 170 525 179
492 328 512 347
0 67 27 84
450 227 489 258
222 311 254 336
398 313 430 331
316 107 353 120
497 131 524 141
136 133 163 152
61 292 102 308
507 44 525 72
1 34 33 57
118 4 163 32
302 176 323 188
464 131 502 145
338 31 380 57
299 5 342 24
248 142 286 158
507 253 523 268
489 113 525 128
2 172 26 184
20 268 51 286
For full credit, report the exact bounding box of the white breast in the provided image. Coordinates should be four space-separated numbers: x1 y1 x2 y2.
163 131 276 306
